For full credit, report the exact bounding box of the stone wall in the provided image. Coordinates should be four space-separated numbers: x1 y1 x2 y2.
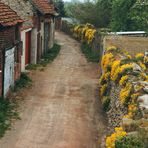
100 47 148 146
107 82 127 133
61 20 74 36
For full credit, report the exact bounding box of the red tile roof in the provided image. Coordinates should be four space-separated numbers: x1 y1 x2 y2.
0 2 23 27
32 0 56 15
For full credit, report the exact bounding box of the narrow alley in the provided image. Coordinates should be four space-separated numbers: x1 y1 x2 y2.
0 32 106 148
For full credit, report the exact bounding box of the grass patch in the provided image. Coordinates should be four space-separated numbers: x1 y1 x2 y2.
26 64 39 70
26 43 61 70
0 97 20 137
81 43 100 62
115 133 148 148
39 43 61 66
14 73 32 91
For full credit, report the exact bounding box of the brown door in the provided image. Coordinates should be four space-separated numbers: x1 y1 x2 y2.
37 33 41 62
25 31 31 65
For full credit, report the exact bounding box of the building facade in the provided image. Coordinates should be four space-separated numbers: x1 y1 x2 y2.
0 2 23 97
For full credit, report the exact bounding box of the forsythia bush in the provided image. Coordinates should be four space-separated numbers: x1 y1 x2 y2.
101 53 114 71
73 23 96 44
119 75 129 86
119 83 132 105
99 46 148 148
106 127 127 148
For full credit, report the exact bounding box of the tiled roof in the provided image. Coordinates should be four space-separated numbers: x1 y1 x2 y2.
32 0 56 15
1 0 34 30
0 2 23 27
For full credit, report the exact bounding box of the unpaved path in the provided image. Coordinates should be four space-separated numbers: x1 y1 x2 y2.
0 31 106 148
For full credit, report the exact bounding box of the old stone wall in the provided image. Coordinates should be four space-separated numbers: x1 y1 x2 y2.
106 82 127 133
61 20 74 36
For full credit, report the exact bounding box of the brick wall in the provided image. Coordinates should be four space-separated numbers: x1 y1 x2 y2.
0 27 15 50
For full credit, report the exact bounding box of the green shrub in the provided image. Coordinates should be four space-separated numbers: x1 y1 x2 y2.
0 97 19 137
26 64 39 70
115 135 146 148
81 43 99 63
26 43 61 70
102 96 110 112
14 73 32 91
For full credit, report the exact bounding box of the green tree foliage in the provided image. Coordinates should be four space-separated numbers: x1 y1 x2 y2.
130 1 148 31
95 0 112 28
53 0 66 17
111 0 148 31
65 1 97 25
65 0 112 28
65 0 148 31
111 0 136 31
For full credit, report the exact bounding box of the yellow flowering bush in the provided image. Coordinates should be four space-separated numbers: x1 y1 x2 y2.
101 53 114 71
119 63 133 74
73 24 96 44
100 84 108 96
111 62 133 82
123 104 137 119
139 62 146 71
135 53 144 59
119 75 129 86
111 60 121 81
85 28 96 44
100 72 111 84
106 46 118 52
119 83 132 105
101 49 147 147
73 25 84 39
106 127 127 148
126 54 132 59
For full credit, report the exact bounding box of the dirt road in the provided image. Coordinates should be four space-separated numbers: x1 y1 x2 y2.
0 31 106 148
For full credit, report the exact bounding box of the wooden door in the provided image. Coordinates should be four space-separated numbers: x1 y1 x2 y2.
44 23 50 54
25 31 31 65
4 48 15 97
37 33 41 62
